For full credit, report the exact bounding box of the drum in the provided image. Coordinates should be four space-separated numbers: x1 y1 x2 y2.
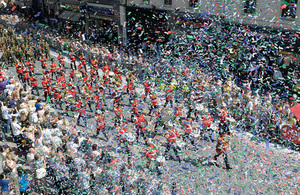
176 140 186 150
195 103 204 111
191 128 201 140
126 133 135 144
156 155 166 166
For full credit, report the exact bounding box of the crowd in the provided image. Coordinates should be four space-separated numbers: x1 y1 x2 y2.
0 12 299 194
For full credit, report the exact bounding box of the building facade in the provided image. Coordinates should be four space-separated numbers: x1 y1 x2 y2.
126 0 300 31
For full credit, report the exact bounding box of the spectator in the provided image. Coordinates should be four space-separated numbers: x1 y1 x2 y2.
7 96 15 110
0 147 4 174
1 101 13 141
0 174 11 195
26 148 36 168
17 167 30 195
35 98 42 112
0 78 8 93
10 116 24 143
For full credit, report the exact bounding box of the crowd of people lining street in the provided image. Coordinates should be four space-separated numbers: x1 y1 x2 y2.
0 12 299 194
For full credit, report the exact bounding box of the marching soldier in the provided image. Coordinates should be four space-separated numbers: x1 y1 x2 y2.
50 58 57 80
144 78 151 101
135 112 148 145
30 75 39 96
42 75 51 102
164 124 181 163
21 64 30 86
27 58 35 77
69 49 76 70
164 86 174 108
95 110 108 140
145 140 162 175
58 52 65 67
52 84 63 109
212 132 232 170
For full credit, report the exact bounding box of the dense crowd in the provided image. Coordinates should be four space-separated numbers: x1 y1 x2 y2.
0 13 299 195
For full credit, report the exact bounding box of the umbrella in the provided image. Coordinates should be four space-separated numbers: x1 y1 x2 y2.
290 103 300 120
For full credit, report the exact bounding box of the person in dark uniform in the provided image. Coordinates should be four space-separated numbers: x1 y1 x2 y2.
212 132 232 170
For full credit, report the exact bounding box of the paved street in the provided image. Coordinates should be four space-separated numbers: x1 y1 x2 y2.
1 44 299 194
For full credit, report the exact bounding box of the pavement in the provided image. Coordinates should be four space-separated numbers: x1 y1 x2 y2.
0 38 299 194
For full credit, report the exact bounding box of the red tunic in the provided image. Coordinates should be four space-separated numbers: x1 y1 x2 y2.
175 105 182 117
144 81 151 93
30 77 38 87
53 87 62 99
50 63 57 73
166 128 179 143
16 65 22 74
96 114 105 129
135 115 146 131
22 68 29 79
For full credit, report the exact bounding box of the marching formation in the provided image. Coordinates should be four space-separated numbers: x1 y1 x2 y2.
0 13 299 194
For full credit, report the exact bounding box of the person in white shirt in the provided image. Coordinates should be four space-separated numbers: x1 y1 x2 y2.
29 108 39 126
11 116 25 144
1 101 13 141
26 147 36 168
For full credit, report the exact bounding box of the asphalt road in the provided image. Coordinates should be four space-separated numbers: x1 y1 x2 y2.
1 43 300 194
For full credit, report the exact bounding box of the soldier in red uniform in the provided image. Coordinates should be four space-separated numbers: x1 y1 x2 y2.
76 99 86 127
182 118 196 147
27 59 35 77
114 103 124 127
102 62 110 74
79 62 86 77
117 123 128 149
113 92 122 107
126 72 135 94
52 84 63 110
30 75 39 95
21 65 30 86
149 93 158 115
135 112 148 145
80 53 88 72
144 79 151 101
97 86 106 110
174 101 182 120
69 49 76 70
95 110 108 140
164 125 181 163
145 141 162 175
212 133 232 169
50 58 57 80
57 63 66 76
58 52 65 67
130 98 139 122
15 60 22 81
40 55 47 69
42 75 51 101
218 106 231 136
42 69 51 81
164 86 174 108
202 112 214 142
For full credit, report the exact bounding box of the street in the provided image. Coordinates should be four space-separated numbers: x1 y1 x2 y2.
1 46 299 194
